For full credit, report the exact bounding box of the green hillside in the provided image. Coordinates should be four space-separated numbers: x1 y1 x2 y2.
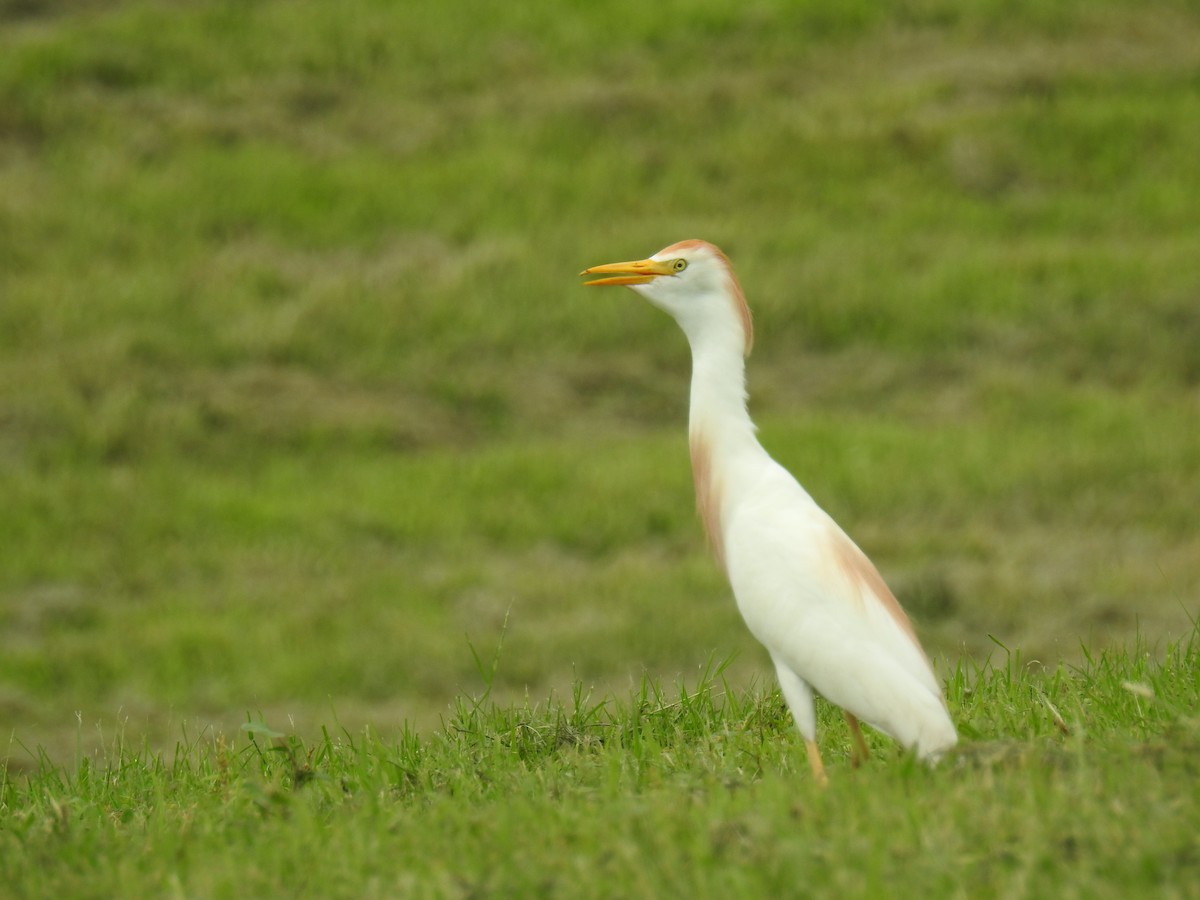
1 0 1197 769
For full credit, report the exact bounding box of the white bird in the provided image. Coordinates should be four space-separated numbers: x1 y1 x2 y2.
581 240 956 782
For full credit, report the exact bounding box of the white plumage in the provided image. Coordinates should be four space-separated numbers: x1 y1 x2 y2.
582 240 956 781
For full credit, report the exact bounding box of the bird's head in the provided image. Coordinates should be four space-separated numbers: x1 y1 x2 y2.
581 239 753 356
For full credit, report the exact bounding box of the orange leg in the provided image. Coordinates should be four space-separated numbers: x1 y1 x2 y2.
805 739 829 787
845 712 870 768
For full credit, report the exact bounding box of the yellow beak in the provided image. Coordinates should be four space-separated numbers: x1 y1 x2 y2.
579 257 675 287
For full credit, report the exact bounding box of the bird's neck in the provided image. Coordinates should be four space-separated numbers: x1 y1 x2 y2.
685 331 768 568
687 332 756 443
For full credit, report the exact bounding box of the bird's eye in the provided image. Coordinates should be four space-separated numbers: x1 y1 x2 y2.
672 259 688 272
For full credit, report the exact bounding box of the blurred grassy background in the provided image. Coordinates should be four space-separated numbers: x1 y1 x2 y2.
1 0 1198 765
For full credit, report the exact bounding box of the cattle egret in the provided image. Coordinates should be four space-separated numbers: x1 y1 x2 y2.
581 240 956 782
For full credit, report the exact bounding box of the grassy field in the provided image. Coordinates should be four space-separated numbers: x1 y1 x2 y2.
1 0 1199 893
4 633 1199 896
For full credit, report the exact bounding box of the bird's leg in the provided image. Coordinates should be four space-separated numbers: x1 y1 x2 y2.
845 713 870 768
771 662 828 785
804 740 828 787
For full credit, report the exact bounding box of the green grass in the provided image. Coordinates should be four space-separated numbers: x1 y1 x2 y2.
3 627 1198 897
1 0 1199 892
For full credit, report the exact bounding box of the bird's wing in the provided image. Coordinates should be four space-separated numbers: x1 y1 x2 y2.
723 464 946 724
